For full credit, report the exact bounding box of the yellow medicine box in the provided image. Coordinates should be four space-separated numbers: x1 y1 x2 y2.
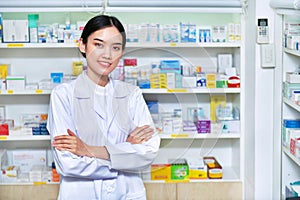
0 64 9 79
206 73 216 81
187 158 207 179
151 164 171 180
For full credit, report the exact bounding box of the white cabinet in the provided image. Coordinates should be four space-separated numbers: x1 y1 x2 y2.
273 8 300 199
0 9 245 199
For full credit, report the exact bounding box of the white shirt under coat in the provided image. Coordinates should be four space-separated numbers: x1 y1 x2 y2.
47 71 160 200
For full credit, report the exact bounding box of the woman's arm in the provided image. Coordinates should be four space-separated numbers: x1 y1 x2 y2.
52 125 154 159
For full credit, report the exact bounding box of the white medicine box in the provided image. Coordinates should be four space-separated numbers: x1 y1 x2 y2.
3 20 29 43
11 149 47 173
217 54 233 73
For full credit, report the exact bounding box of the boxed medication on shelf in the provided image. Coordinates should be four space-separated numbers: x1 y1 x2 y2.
3 20 29 43
0 149 8 169
286 72 300 84
169 159 189 180
187 158 207 179
283 82 300 99
0 119 14 135
12 149 47 173
204 157 223 179
6 76 25 90
151 163 171 181
38 79 52 90
2 165 20 183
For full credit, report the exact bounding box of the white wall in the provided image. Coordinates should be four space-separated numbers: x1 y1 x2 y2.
254 0 278 199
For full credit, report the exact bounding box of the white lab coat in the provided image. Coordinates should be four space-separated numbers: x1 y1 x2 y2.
47 72 160 200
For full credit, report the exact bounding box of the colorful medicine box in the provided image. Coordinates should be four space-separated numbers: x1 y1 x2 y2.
187 158 207 179
170 159 189 180
204 157 222 179
151 164 171 180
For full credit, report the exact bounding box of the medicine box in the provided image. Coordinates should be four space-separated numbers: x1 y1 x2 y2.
6 76 25 90
187 158 207 179
3 20 29 43
12 149 47 173
204 156 223 179
151 164 171 180
0 149 8 169
169 159 189 180
286 72 300 83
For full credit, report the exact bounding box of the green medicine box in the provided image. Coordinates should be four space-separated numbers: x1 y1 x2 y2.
170 159 189 180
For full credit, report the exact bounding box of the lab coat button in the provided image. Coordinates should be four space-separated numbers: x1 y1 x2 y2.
107 186 113 193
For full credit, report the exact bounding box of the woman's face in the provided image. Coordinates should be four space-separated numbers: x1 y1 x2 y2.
80 26 123 82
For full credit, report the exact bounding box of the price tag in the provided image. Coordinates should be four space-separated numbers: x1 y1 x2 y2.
0 90 2 94
7 43 24 48
165 179 190 183
0 136 8 140
33 182 46 185
35 89 43 94
169 43 177 47
167 89 187 93
170 134 189 138
7 90 14 94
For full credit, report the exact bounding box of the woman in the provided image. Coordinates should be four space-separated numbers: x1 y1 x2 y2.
47 15 160 200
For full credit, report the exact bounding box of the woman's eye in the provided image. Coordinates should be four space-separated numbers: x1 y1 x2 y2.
113 46 121 51
95 43 103 47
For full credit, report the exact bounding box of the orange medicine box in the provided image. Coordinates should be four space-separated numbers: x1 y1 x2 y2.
204 156 222 179
151 164 171 180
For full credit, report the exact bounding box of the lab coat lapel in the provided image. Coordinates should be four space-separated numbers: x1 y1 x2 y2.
107 80 134 132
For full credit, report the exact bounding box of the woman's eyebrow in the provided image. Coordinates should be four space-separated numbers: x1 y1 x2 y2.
93 38 122 46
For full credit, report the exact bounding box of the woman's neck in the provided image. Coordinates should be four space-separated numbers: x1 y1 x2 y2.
86 70 109 87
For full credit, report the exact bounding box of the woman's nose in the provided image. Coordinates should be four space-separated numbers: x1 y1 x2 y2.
102 46 112 59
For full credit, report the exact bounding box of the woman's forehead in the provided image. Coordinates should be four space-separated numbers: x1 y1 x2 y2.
89 26 122 42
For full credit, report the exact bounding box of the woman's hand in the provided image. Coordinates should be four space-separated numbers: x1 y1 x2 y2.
126 125 154 144
52 129 91 157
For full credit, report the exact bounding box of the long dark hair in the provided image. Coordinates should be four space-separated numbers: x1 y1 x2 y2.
80 15 126 58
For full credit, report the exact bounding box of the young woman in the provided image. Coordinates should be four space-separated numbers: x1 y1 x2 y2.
47 15 160 200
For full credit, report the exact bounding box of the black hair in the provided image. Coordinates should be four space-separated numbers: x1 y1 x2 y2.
80 15 126 58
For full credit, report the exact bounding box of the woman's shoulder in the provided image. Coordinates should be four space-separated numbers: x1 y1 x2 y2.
51 79 76 95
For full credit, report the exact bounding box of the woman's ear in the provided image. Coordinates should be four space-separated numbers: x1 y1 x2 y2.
79 39 86 53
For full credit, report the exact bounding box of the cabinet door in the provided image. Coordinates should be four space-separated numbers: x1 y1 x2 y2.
0 184 59 200
145 182 177 200
177 182 242 200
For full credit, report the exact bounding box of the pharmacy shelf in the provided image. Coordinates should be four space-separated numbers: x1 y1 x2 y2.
141 88 240 94
159 133 240 139
0 182 59 186
283 97 300 112
284 48 300 57
143 166 240 182
283 148 300 167
0 90 52 95
0 88 240 95
0 7 103 13
0 132 240 142
0 42 241 49
0 135 50 141
105 7 243 14
0 167 239 185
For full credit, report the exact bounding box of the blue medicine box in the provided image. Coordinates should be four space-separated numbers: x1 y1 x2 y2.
51 72 64 84
160 60 181 74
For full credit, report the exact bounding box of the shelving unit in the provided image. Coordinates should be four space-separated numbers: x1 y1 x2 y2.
273 8 300 199
0 5 245 200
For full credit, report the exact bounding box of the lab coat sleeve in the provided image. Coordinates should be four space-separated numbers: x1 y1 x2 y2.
105 88 160 171
47 84 118 180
